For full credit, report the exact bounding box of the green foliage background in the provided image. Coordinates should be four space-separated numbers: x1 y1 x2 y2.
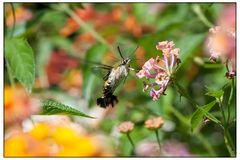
4 3 236 157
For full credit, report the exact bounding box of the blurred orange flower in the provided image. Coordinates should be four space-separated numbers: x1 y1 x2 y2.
4 86 40 126
72 33 96 54
112 7 122 22
60 6 96 37
6 5 32 27
124 15 142 37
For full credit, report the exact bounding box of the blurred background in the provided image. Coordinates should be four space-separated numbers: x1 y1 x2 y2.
4 3 236 157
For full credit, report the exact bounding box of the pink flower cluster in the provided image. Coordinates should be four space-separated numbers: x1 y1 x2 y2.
206 26 236 79
207 26 235 63
136 41 180 101
205 5 236 79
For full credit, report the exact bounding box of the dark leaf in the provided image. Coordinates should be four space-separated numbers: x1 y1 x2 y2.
191 100 218 132
41 99 95 118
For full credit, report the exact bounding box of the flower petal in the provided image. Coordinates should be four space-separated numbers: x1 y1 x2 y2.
142 58 155 70
136 70 146 79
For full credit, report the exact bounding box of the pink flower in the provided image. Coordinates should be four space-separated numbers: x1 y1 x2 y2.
205 4 236 79
117 121 134 133
137 41 180 101
206 26 235 63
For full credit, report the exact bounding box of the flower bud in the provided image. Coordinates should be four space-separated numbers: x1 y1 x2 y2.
117 121 134 133
145 117 164 130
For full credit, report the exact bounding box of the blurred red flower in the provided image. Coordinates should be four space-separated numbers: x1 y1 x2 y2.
46 50 78 85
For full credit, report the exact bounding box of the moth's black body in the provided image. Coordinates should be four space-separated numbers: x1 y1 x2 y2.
96 46 135 108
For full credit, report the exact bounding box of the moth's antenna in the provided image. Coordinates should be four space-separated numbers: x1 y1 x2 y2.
117 46 125 60
129 45 139 59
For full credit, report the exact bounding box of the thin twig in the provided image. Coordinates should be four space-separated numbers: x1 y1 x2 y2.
218 97 235 156
126 133 135 151
154 130 162 152
218 98 226 124
227 79 234 124
10 3 16 37
192 4 214 28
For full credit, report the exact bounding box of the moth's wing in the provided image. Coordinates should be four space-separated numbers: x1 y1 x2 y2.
91 65 112 81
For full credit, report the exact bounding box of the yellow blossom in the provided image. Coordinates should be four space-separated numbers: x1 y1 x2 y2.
5 135 28 156
52 126 80 145
30 123 49 140
58 136 96 156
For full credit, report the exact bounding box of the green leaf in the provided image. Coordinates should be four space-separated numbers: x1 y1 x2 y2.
206 90 224 99
191 101 218 132
196 105 221 124
5 37 35 92
41 99 95 118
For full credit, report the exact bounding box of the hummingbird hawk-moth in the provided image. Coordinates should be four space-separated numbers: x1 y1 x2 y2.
93 46 138 108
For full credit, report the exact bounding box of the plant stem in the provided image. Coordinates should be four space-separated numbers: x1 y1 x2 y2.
224 129 235 156
227 79 234 124
126 133 135 152
56 4 116 55
218 97 235 156
10 3 16 38
218 98 226 124
154 130 162 152
225 129 234 151
192 4 214 28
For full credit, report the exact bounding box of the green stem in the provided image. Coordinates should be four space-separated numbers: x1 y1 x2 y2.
226 129 234 150
56 4 116 55
10 3 16 38
224 129 235 156
192 4 214 28
126 133 135 152
218 96 235 156
218 98 226 124
227 79 234 124
154 130 162 152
